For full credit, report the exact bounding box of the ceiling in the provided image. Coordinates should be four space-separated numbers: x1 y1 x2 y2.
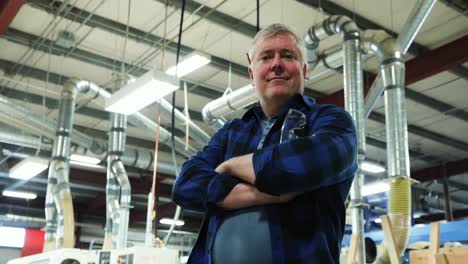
0 0 467 250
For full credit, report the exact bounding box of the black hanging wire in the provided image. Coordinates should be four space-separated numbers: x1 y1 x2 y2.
256 0 260 32
171 0 186 174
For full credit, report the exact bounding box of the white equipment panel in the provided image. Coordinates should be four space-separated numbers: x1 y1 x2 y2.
7 248 99 264
7 247 178 264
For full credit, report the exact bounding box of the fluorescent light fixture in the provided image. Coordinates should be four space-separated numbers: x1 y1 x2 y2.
361 161 386 174
9 156 48 180
70 160 105 170
166 52 211 77
0 226 25 248
2 190 37 200
70 154 101 164
105 70 179 115
362 181 390 196
159 218 184 226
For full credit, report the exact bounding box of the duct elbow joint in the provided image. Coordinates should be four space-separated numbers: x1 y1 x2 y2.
201 105 214 124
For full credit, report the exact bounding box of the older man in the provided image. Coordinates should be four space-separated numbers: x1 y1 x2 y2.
173 23 357 264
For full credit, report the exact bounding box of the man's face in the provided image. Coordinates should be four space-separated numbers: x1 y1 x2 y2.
248 33 306 104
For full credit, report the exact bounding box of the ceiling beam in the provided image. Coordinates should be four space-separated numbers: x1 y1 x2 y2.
317 34 468 108
24 0 323 99
296 0 468 82
3 28 223 100
365 137 439 163
405 89 468 123
369 112 468 152
405 34 468 84
412 184 468 204
448 180 468 192
159 0 258 38
415 207 468 223
26 0 248 76
412 158 468 182
438 0 468 17
0 0 24 35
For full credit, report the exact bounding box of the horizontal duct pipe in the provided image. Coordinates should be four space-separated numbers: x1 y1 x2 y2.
0 125 180 176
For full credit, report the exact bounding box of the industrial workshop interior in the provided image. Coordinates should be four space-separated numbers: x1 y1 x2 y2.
0 0 467 263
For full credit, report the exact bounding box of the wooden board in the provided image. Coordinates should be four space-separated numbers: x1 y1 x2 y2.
410 247 468 264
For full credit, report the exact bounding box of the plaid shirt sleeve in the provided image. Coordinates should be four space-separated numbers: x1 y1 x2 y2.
253 105 357 195
172 122 243 212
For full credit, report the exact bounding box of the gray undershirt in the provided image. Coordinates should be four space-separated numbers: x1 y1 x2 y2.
212 115 276 264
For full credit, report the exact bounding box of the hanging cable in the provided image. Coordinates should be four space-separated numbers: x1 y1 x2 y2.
164 0 186 245
256 0 260 32
171 0 186 174
150 104 161 238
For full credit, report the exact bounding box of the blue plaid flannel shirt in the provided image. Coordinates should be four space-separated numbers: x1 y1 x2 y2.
173 94 357 264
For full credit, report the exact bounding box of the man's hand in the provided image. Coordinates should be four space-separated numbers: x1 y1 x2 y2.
217 183 301 210
215 154 256 184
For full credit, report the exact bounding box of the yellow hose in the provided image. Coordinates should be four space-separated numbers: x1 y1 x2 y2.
376 177 411 263
61 191 75 248
43 239 55 252
103 232 113 250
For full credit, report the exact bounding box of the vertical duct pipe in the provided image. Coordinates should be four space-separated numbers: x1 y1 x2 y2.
362 30 412 263
44 80 81 250
43 167 57 251
145 191 155 247
112 159 131 249
104 111 131 249
364 0 436 118
303 15 367 263
341 25 367 264
382 66 411 263
441 165 454 221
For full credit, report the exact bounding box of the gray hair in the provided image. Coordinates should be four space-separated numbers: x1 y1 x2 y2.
248 23 307 65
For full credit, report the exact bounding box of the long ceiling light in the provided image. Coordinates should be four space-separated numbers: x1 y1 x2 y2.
159 218 184 226
9 156 49 180
105 70 179 115
165 52 211 77
2 190 37 200
70 154 101 165
362 181 389 197
361 161 386 174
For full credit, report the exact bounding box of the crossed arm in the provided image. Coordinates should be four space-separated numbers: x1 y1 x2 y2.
214 154 299 209
172 106 357 212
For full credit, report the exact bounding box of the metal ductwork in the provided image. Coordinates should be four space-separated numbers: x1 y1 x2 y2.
361 0 437 261
0 85 196 159
362 30 411 264
44 79 83 251
381 38 411 264
103 113 131 249
364 0 437 118
128 112 196 157
306 45 343 81
202 85 258 124
0 83 195 166
68 79 198 157
0 125 180 176
305 15 367 264
158 99 210 145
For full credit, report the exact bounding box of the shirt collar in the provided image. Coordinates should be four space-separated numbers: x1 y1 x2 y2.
242 93 316 121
